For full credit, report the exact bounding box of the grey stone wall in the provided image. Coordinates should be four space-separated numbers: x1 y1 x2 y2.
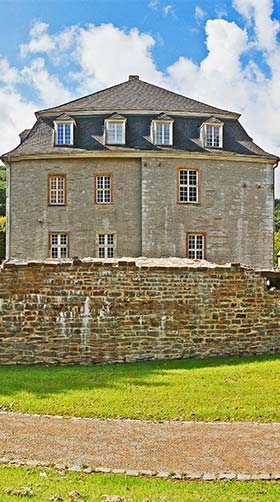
9 157 274 268
0 259 279 365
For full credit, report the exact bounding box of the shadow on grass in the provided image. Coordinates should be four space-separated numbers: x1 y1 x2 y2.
0 353 279 398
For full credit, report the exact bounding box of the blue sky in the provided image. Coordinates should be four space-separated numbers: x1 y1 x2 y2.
1 0 280 193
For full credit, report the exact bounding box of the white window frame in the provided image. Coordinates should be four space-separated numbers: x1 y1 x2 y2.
49 233 68 259
54 122 74 146
48 175 66 205
95 174 112 204
152 120 173 145
178 169 199 204
105 120 126 145
187 233 205 260
203 123 223 149
97 233 115 258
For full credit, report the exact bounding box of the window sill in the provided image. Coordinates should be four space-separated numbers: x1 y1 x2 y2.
48 203 67 207
176 201 201 205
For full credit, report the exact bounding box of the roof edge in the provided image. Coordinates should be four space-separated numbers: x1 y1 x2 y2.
2 150 278 165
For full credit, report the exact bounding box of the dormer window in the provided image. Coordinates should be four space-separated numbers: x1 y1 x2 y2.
105 114 126 145
152 114 173 146
201 117 223 149
53 114 75 146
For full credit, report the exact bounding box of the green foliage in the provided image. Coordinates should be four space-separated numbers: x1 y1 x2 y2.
275 231 280 267
0 166 6 217
0 355 280 422
275 199 280 232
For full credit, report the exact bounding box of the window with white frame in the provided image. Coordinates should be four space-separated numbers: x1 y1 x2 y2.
95 175 112 204
55 122 73 145
205 124 222 148
49 175 66 205
97 234 115 258
178 169 199 203
106 121 125 144
50 233 68 259
187 234 205 260
153 121 173 145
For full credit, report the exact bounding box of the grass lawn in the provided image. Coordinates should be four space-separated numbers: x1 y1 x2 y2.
0 354 280 421
0 465 280 502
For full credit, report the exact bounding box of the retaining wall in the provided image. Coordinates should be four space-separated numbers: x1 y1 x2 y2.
0 258 280 365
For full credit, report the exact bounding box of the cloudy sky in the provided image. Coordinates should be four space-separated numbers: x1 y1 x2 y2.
1 0 280 194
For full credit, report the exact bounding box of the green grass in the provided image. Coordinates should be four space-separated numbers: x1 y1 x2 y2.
0 465 279 502
0 355 280 421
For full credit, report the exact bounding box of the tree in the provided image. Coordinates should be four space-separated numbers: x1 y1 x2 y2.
0 166 6 217
275 199 280 233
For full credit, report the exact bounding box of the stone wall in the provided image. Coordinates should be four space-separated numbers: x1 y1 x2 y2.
0 258 279 365
8 157 274 269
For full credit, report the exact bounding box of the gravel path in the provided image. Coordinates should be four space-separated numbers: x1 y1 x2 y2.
0 412 280 477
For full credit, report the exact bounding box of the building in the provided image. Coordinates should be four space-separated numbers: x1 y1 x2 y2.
1 75 278 268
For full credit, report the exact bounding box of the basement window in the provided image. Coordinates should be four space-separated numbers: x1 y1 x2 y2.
97 233 115 258
187 233 206 260
49 233 68 259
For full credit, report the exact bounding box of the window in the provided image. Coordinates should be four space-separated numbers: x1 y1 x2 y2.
178 169 199 203
206 125 221 148
49 233 68 259
187 233 205 260
153 121 173 145
95 174 112 204
48 175 66 205
55 123 73 145
97 234 115 258
106 121 125 144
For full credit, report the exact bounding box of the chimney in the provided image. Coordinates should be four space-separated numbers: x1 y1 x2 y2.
128 75 139 81
19 129 30 143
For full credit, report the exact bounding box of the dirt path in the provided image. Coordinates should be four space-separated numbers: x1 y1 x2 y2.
0 412 279 478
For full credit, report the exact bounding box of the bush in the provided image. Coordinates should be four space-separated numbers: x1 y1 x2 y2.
275 231 280 268
0 216 5 260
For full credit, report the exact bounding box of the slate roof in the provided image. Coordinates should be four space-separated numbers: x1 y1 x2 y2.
1 76 278 161
3 114 277 160
36 76 237 116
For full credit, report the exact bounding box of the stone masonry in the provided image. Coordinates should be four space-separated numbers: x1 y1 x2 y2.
0 258 279 365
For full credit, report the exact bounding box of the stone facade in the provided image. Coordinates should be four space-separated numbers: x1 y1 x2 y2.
8 156 274 268
0 259 279 365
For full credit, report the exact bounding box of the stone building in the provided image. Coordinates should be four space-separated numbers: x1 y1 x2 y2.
1 75 278 268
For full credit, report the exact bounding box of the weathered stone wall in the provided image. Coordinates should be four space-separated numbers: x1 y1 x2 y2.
9 157 274 269
0 258 279 365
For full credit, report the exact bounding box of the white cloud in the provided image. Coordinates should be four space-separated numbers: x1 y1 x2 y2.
195 6 207 22
0 89 36 154
20 22 55 57
233 0 280 51
73 24 162 93
21 57 72 106
0 58 20 88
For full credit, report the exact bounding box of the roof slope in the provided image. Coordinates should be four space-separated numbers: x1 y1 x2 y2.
37 76 237 116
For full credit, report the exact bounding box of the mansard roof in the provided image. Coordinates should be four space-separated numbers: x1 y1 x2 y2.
1 76 278 161
36 76 238 117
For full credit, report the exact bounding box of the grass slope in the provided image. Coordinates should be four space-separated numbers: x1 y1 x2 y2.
0 466 280 502
0 355 280 421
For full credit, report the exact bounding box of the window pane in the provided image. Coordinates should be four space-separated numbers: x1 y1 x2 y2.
188 234 204 260
107 122 124 144
206 125 220 148
155 122 171 145
96 175 112 204
179 170 198 203
50 233 68 259
57 123 72 145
